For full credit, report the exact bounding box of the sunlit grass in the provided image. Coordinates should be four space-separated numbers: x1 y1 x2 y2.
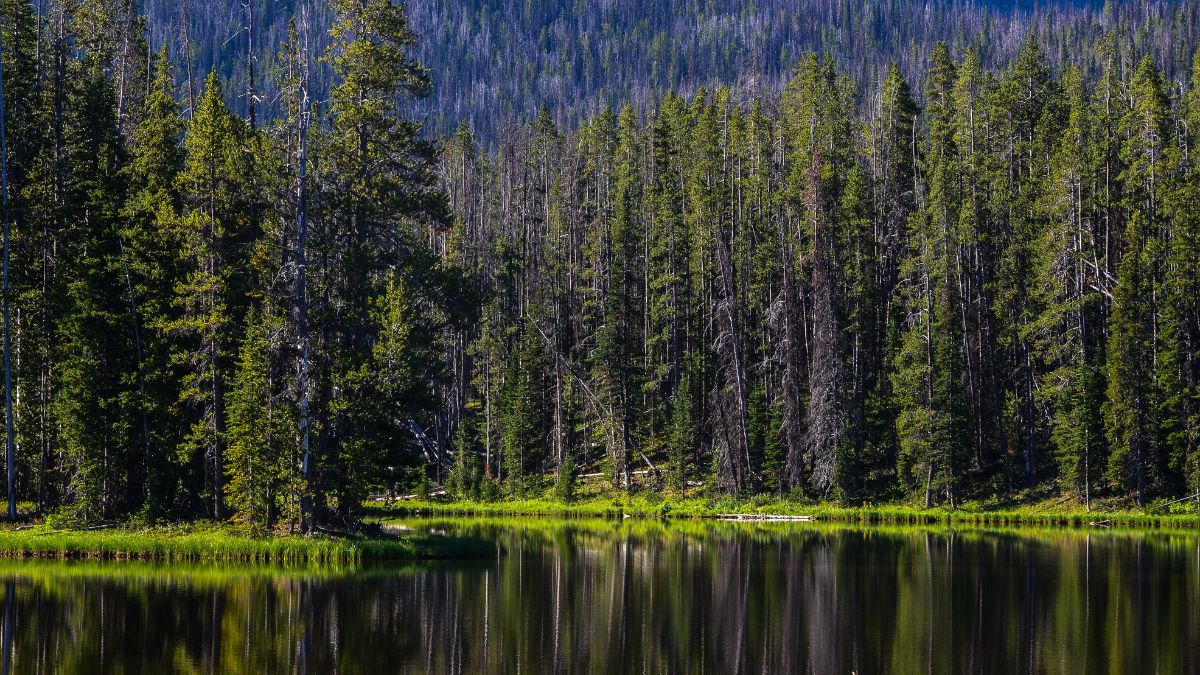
0 523 491 563
364 486 1200 529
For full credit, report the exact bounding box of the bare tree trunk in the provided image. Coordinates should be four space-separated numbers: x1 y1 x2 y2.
180 0 196 118
0 26 15 520
714 224 749 495
780 224 807 490
244 0 256 130
801 159 847 497
115 0 133 135
293 14 314 533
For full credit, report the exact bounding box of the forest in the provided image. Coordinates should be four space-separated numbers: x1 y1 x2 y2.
0 0 1196 531
142 0 1200 139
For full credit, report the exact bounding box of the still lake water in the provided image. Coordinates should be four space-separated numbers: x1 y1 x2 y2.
0 518 1196 673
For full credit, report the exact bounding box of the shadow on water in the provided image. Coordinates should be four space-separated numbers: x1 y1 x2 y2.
0 518 1196 673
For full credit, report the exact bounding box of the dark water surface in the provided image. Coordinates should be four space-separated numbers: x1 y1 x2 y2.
0 519 1197 673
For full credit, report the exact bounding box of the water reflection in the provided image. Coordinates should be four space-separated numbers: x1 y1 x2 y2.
0 520 1196 673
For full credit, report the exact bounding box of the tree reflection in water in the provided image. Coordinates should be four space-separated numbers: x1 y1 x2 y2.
0 520 1196 674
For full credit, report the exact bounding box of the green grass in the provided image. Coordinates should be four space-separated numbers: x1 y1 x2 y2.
0 523 492 564
364 493 1200 529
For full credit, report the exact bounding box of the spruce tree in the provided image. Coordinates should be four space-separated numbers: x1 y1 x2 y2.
1168 49 1200 496
996 35 1058 485
120 49 186 517
172 72 258 519
1105 56 1172 505
595 104 644 488
501 321 547 495
225 309 297 529
1032 66 1105 508
53 61 133 522
316 0 448 519
892 42 969 506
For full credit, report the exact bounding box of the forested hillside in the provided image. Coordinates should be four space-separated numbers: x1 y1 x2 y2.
441 39 1200 509
0 0 1196 529
144 0 1200 139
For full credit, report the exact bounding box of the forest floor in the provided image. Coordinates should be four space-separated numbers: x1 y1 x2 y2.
0 521 491 563
365 480 1200 530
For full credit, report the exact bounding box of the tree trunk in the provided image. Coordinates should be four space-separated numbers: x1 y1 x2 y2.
0 27 14 520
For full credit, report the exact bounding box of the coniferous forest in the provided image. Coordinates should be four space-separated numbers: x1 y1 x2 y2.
0 0 1197 531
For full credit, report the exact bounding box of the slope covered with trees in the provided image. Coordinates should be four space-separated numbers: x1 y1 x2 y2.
143 0 1200 140
0 0 1196 529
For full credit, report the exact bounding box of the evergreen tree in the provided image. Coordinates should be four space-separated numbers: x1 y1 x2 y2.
501 321 547 495
121 49 186 517
1105 56 1172 506
1164 48 1200 496
0 3 1197 519
996 35 1058 486
225 309 297 529
53 61 133 522
1032 65 1106 508
171 72 258 519
315 0 448 520
892 42 969 507
667 370 696 495
595 104 644 488
447 405 483 499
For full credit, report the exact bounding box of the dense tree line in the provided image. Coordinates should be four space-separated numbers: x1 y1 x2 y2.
140 0 1200 141
440 37 1200 509
0 0 1198 528
0 0 463 529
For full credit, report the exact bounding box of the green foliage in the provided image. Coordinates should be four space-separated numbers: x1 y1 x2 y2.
0 523 488 562
500 322 548 496
53 61 134 523
5 0 1200 527
224 310 299 531
1104 57 1173 506
553 452 577 502
448 413 483 500
667 377 696 496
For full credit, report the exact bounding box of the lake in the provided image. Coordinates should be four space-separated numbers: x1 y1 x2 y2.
0 518 1196 673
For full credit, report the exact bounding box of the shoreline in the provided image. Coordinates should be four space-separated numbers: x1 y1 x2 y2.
364 496 1200 530
0 497 1194 564
0 524 492 563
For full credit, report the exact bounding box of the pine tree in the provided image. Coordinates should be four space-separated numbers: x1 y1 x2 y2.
858 64 917 493
4 0 53 514
342 273 436 508
1158 48 1200 498
595 104 645 488
667 370 696 495
53 61 134 522
892 42 969 506
1032 65 1105 508
316 0 448 519
448 405 483 499
120 48 186 517
645 92 692 482
225 309 297 530
172 72 258 519
501 321 547 495
1105 56 1173 505
996 35 1058 485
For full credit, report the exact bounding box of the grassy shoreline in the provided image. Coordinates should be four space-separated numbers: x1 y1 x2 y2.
0 495 1193 564
0 524 492 563
364 495 1200 529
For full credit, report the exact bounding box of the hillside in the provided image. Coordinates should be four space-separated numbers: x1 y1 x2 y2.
146 0 1200 140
